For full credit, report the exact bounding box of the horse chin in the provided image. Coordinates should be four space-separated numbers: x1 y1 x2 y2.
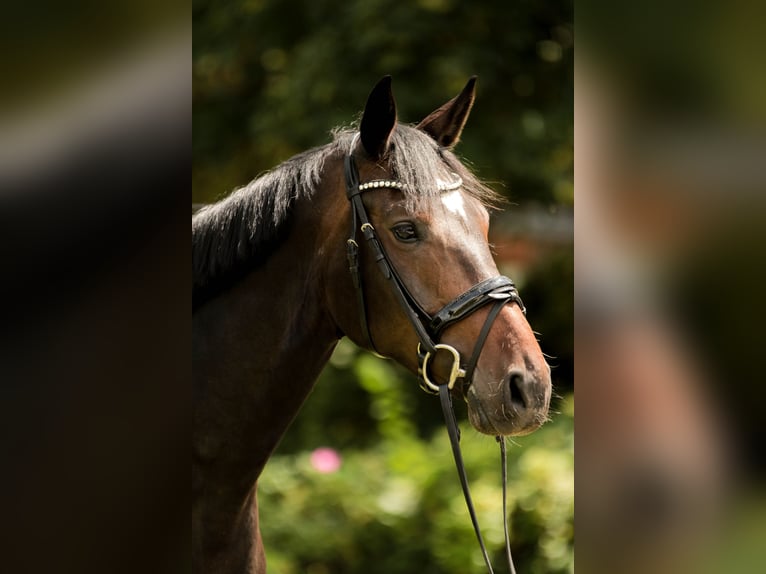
464 386 547 437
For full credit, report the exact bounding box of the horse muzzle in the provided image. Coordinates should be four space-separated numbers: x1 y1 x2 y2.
465 365 552 436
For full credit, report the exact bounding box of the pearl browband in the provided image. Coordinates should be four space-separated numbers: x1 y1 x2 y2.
357 175 463 193
348 133 463 194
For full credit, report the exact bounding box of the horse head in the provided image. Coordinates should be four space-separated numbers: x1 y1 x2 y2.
321 77 551 436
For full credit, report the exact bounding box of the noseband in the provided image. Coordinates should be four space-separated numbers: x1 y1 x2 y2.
344 139 524 574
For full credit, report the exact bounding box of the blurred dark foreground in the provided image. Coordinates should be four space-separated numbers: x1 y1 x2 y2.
577 1 766 572
0 10 190 574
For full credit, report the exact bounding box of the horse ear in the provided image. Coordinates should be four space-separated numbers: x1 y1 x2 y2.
417 76 477 148
360 76 397 159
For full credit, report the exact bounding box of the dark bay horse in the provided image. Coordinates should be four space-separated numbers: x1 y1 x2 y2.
193 77 551 573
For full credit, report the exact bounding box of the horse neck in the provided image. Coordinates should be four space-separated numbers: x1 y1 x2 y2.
193 169 349 573
194 242 339 480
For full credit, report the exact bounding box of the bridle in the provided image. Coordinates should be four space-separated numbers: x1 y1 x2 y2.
344 136 525 574
344 139 525 395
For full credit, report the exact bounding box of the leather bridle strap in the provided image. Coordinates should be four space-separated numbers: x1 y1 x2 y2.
344 152 381 355
439 385 517 574
500 437 516 574
344 145 522 573
416 294 511 394
345 153 437 357
430 275 524 338
463 298 508 383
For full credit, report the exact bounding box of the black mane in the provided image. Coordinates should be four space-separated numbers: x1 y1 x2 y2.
192 144 329 309
192 125 498 309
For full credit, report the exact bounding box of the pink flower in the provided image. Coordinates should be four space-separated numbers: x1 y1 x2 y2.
310 447 342 473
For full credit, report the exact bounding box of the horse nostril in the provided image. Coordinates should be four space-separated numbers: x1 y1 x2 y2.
508 371 527 410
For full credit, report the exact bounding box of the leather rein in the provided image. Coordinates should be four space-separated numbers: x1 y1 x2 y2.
344 140 524 574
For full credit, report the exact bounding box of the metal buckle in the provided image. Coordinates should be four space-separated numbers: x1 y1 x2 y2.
418 343 466 393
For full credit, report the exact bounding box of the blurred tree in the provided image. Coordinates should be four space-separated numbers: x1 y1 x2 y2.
192 0 572 206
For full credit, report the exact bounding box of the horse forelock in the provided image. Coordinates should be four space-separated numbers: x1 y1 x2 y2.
193 123 498 309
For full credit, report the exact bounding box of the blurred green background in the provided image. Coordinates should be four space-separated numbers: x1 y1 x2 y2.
192 0 573 208
193 0 572 572
261 342 573 574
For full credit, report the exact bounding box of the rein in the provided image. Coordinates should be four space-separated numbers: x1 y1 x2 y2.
344 142 524 574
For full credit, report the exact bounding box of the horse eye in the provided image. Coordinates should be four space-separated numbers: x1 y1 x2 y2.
391 222 418 242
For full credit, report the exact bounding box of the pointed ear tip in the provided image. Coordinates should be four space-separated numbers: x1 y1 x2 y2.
369 75 394 98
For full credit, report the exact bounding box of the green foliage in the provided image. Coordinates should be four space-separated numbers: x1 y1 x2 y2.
193 0 573 207
275 340 453 453
260 341 573 573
